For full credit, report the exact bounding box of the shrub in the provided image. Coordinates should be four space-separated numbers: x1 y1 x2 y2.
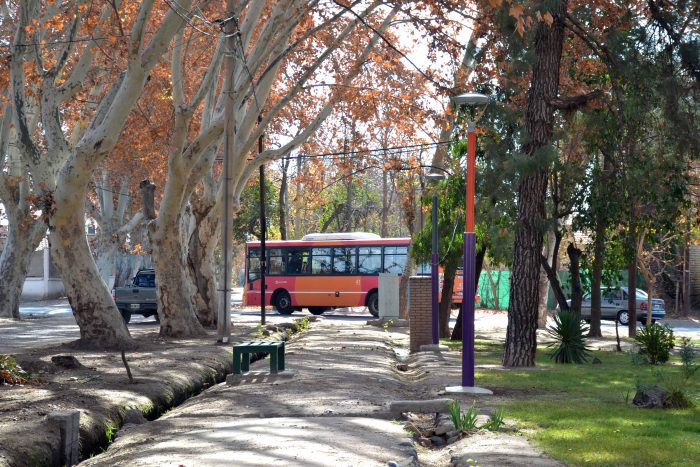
635 324 674 365
665 387 693 409
0 355 28 385
633 338 697 409
294 316 311 333
546 310 591 363
679 337 699 380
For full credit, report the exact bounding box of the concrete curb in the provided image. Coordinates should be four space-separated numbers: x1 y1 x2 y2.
389 398 455 417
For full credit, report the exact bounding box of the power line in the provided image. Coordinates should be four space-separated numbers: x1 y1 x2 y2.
220 13 262 116
4 139 457 178
0 34 128 49
295 139 455 159
164 0 216 37
213 139 457 162
92 184 135 199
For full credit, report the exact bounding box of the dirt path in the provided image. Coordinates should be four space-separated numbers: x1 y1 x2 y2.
1 316 562 466
82 321 418 466
0 325 245 466
79 320 561 466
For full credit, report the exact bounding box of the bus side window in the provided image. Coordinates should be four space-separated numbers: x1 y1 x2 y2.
384 246 408 274
311 248 332 274
286 248 309 275
333 247 357 274
268 248 284 275
358 247 381 274
248 248 260 282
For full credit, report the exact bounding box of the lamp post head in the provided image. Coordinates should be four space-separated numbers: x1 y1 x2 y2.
453 92 490 107
425 171 447 182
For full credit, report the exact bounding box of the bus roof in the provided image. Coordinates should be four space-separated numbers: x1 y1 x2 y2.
301 232 380 241
246 237 410 248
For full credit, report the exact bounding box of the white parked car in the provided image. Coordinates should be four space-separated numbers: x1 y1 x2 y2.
565 287 665 325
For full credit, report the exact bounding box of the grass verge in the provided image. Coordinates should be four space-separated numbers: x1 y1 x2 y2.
443 338 700 466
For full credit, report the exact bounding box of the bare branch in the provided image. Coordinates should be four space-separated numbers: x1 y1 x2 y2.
235 3 400 197
59 2 118 101
118 212 144 234
172 31 186 108
49 4 81 77
184 35 224 114
141 0 201 70
86 198 104 225
9 1 41 163
129 0 155 58
237 0 383 164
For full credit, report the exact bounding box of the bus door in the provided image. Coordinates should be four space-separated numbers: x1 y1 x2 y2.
246 247 261 305
307 247 346 306
331 247 362 307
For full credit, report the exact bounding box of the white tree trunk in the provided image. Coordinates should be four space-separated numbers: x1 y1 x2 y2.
187 207 220 327
96 241 117 289
0 220 45 319
152 222 206 337
51 193 133 349
115 253 143 287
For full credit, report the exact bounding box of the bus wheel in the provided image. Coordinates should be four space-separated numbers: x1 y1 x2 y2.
308 307 326 315
367 291 379 317
274 291 294 315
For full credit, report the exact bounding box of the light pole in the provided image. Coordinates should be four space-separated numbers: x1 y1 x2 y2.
258 117 266 326
447 92 492 394
425 170 446 346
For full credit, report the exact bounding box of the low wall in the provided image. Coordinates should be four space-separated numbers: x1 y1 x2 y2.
21 278 65 301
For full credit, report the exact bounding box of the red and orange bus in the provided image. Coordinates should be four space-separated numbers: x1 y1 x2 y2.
244 233 407 316
244 232 466 316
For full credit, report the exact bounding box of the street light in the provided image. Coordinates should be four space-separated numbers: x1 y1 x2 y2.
446 92 493 395
425 170 446 346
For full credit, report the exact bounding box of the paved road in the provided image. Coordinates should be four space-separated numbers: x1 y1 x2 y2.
3 296 698 355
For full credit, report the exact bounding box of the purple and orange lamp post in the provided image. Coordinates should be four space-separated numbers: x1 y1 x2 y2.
446 92 492 395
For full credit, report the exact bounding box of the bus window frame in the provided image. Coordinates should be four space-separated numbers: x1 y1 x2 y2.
358 245 382 275
246 241 410 280
382 245 408 275
332 246 358 275
285 247 310 275
247 247 261 283
267 248 285 276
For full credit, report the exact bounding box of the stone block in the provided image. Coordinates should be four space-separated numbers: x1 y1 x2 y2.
226 370 295 386
389 398 454 417
49 410 80 466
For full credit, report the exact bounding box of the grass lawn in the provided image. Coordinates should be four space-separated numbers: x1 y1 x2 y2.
441 339 700 466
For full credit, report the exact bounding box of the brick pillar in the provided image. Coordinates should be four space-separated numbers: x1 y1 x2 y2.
409 276 432 352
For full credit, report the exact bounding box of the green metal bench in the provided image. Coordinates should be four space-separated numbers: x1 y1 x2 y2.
232 341 286 374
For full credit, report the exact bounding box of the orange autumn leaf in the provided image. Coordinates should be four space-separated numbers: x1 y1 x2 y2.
543 11 554 26
509 4 525 19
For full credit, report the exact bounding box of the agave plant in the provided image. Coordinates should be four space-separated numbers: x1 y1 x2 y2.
546 311 592 364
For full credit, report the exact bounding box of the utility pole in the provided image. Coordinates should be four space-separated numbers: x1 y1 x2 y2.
217 2 236 343
259 117 266 325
